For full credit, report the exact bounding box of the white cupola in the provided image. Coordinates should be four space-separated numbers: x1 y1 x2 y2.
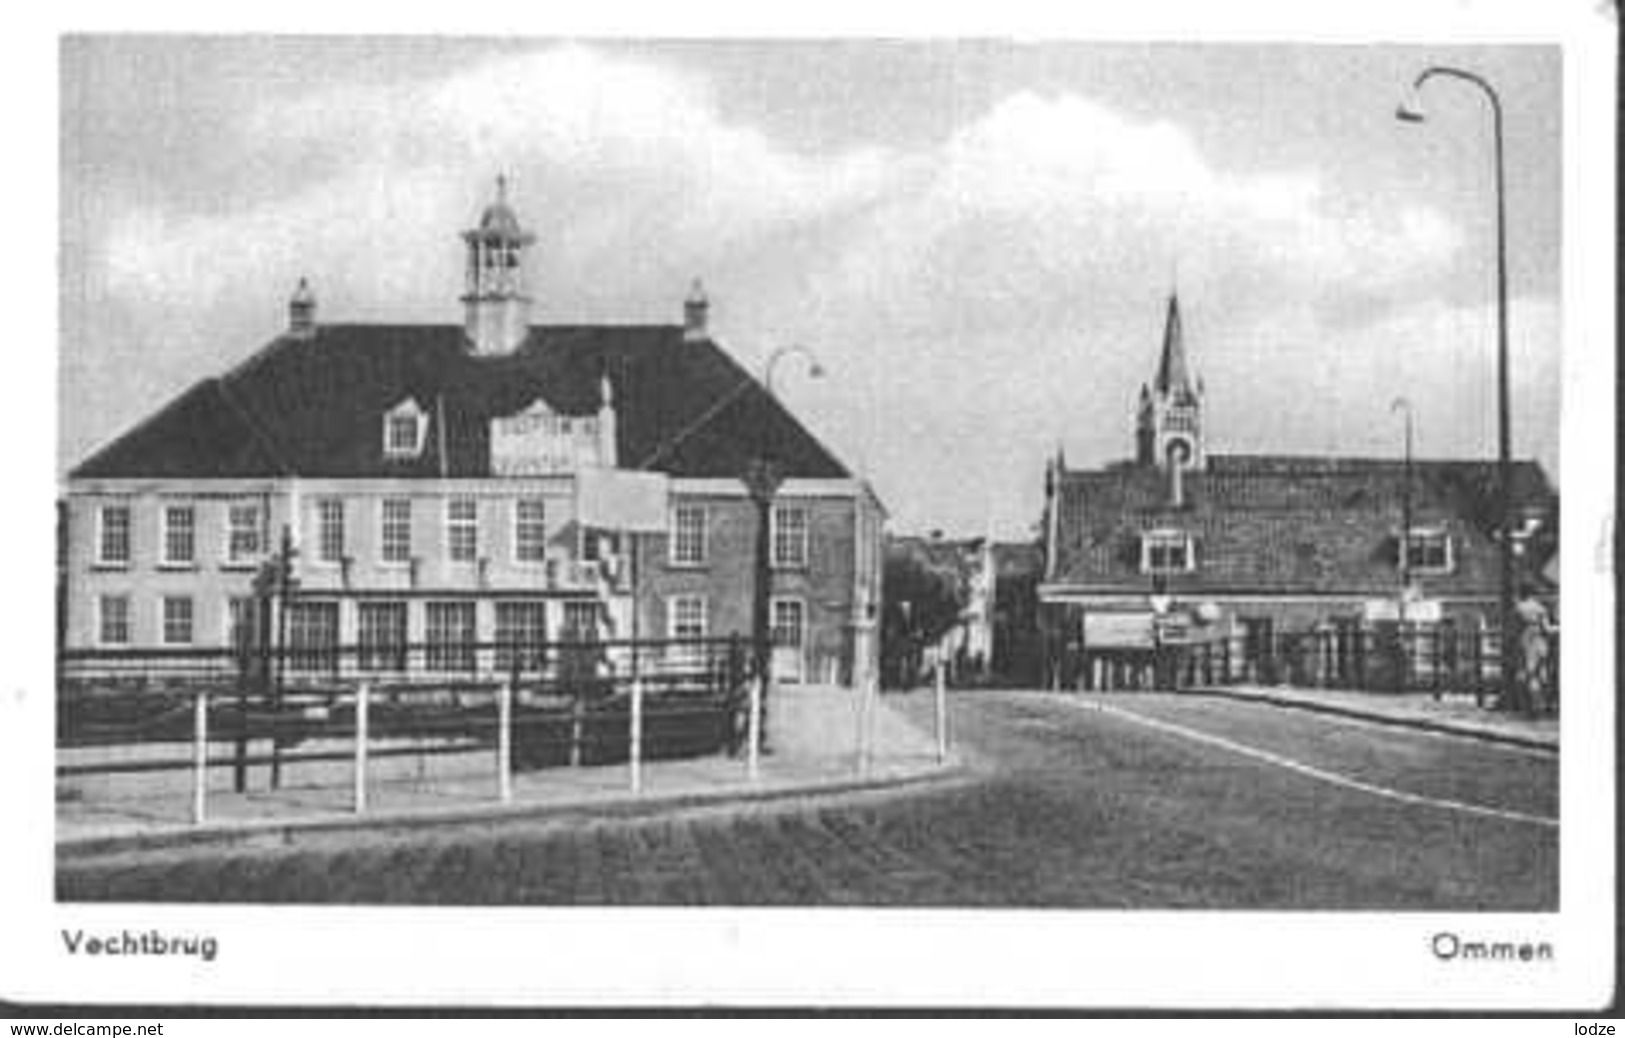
461 176 536 355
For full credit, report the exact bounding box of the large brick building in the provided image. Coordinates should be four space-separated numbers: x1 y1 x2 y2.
62 181 885 689
1037 293 1557 690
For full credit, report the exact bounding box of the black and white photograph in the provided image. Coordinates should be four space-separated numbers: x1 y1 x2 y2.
4 0 1616 1012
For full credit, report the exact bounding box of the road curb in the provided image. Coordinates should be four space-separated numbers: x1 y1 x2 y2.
57 761 971 861
1191 687 1558 753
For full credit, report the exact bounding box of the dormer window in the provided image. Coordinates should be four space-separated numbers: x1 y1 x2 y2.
1402 528 1454 575
383 399 428 459
1141 529 1195 575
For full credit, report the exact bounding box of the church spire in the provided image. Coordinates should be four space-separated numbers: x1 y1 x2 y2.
1154 292 1194 397
1136 290 1205 473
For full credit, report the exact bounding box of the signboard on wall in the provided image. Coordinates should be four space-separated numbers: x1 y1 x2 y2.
491 400 602 475
577 469 669 532
1083 612 1156 649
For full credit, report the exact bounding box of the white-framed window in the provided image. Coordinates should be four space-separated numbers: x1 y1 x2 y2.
1404 528 1454 574
97 594 131 646
1140 529 1195 575
771 504 809 569
161 504 196 567
425 600 477 672
446 497 478 563
315 498 345 564
287 600 340 674
667 594 708 640
226 596 259 654
382 398 428 459
669 504 708 566
96 504 132 566
357 601 409 672
380 498 413 564
495 600 548 673
770 597 806 649
160 595 194 646
513 498 547 564
771 596 807 683
225 502 263 565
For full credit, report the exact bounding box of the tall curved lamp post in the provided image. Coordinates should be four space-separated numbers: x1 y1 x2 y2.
742 345 825 775
1391 396 1415 615
1397 66 1521 712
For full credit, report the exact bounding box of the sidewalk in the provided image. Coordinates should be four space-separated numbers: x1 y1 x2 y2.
1199 683 1559 751
57 684 957 856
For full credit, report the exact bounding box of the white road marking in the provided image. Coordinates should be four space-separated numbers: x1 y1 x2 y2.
1077 699 1559 829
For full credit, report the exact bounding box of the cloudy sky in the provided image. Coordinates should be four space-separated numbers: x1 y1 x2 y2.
60 37 1561 536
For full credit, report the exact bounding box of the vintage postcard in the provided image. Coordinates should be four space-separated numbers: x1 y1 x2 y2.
3 0 1616 1013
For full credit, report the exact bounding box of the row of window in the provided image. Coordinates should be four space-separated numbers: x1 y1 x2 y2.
1136 529 1454 576
94 498 814 571
95 502 266 568
95 593 809 660
668 503 809 568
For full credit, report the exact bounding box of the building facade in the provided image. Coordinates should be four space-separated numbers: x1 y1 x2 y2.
1038 293 1557 691
63 182 884 689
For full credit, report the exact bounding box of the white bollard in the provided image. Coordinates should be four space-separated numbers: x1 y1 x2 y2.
191 689 208 826
497 678 513 803
354 682 370 814
746 673 764 782
934 665 949 765
629 676 644 793
858 679 871 776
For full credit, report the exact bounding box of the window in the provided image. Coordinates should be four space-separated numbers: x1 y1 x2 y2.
227 596 259 654
772 504 809 569
495 600 548 673
380 498 413 564
446 497 478 562
98 594 131 646
562 600 601 643
1141 530 1194 574
226 503 263 565
316 498 345 564
670 505 708 566
771 597 806 649
425 601 477 673
161 505 196 566
771 597 807 683
357 601 408 672
1404 529 1454 574
161 595 194 646
667 595 707 640
97 505 131 566
287 601 340 674
514 498 547 564
382 399 426 458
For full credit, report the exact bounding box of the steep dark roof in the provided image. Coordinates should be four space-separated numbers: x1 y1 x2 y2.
72 325 850 481
1048 453 1556 596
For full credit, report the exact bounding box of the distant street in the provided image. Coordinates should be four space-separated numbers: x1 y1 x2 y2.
59 691 1557 909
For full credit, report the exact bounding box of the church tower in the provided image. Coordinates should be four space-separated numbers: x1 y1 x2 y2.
461 176 536 355
1135 292 1205 473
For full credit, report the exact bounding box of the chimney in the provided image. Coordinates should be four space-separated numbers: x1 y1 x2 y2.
288 278 317 338
683 278 709 343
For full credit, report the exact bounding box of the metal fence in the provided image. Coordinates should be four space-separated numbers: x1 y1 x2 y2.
58 635 757 824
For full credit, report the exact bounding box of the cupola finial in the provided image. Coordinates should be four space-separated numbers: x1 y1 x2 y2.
288 277 317 338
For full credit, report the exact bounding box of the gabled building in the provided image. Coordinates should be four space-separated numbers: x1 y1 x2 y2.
63 181 885 689
1038 292 1556 690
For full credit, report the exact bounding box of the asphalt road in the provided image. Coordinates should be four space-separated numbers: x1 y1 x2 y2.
57 690 1558 909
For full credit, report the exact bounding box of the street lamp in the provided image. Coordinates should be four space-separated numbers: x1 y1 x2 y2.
1397 65 1521 713
743 344 826 772
1391 397 1415 613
